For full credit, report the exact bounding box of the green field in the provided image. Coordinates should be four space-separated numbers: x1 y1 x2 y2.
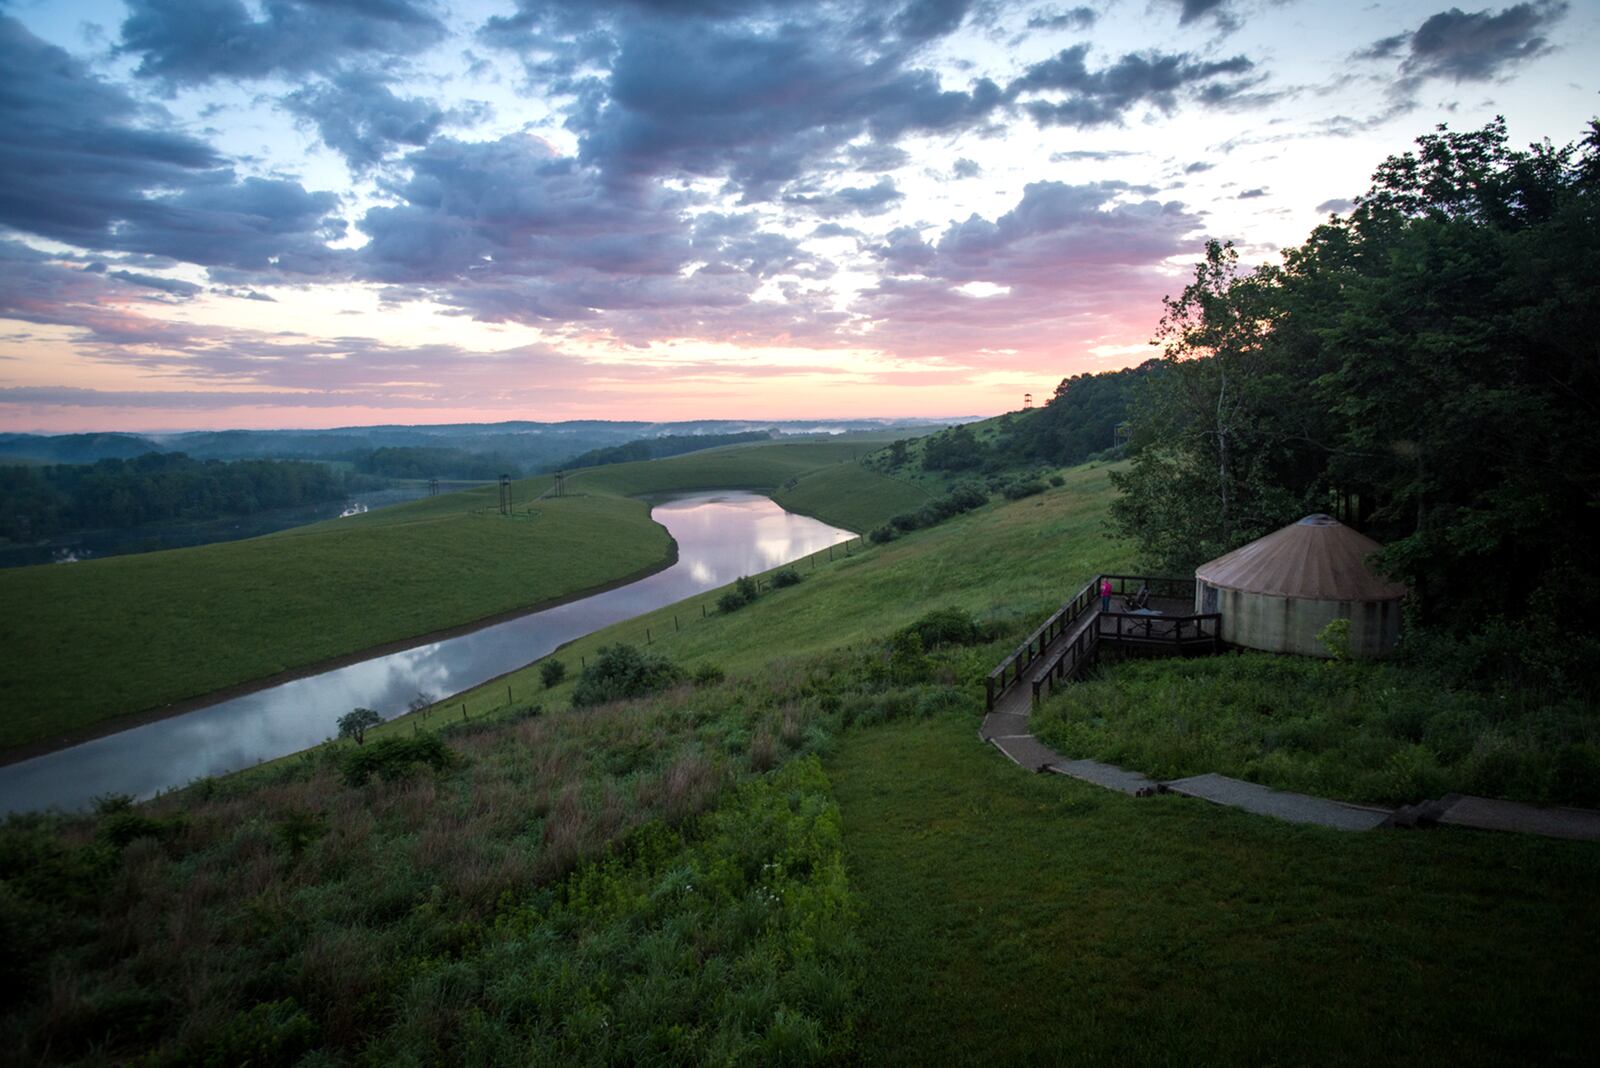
0 439 930 755
5 462 1595 1064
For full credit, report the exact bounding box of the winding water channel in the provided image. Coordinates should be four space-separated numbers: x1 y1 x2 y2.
0 492 852 815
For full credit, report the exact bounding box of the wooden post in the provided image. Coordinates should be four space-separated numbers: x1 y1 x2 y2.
646 627 652 645
462 704 467 720
507 685 512 705
674 614 680 632
702 604 707 618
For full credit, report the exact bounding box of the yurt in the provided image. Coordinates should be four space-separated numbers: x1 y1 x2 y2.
1194 514 1408 659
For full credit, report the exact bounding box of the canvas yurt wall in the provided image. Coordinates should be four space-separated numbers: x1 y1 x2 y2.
1194 514 1407 659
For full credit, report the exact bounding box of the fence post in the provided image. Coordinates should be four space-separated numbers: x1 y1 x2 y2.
507 685 512 705
646 627 652 645
674 614 680 633
462 704 467 720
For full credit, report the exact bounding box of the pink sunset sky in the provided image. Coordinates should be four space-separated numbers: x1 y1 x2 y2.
0 0 1594 432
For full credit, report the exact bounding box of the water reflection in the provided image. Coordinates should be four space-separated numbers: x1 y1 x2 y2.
0 492 852 814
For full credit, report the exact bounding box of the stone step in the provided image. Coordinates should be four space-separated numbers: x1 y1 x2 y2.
1047 758 1156 796
1435 794 1600 842
1163 773 1392 832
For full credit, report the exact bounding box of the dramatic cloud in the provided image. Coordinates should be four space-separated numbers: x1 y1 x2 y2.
1357 2 1568 84
857 181 1202 360
0 18 346 276
283 71 479 170
571 18 1003 197
119 0 446 84
1010 44 1257 127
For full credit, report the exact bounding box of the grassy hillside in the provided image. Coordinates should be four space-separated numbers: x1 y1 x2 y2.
0 439 930 754
5 462 1595 1065
0 493 668 752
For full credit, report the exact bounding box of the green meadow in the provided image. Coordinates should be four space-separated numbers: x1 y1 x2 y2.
4 461 1596 1065
0 438 925 754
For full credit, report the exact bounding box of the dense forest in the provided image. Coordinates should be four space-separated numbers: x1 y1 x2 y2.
554 430 773 471
0 453 362 541
899 360 1155 476
1110 118 1598 643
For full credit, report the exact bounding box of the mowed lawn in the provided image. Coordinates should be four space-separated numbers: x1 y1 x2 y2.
426 462 1125 724
0 439 934 754
831 713 1600 1065
0 494 668 751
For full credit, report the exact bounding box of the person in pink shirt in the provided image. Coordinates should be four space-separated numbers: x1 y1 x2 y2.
1100 577 1112 612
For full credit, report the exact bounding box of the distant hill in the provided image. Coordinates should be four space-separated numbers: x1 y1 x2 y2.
0 418 976 470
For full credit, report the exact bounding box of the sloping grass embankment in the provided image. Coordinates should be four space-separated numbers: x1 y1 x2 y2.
0 440 926 755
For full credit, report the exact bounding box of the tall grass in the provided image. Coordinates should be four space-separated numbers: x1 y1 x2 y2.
1032 651 1600 806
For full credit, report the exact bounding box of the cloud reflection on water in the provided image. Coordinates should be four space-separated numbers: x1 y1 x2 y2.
0 492 851 814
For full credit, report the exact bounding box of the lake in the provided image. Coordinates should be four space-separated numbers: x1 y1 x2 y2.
0 492 852 815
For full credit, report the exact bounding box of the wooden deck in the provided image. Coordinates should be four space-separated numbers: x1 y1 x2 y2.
984 575 1220 716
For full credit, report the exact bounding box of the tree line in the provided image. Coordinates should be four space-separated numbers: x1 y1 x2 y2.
0 453 366 541
1109 117 1599 634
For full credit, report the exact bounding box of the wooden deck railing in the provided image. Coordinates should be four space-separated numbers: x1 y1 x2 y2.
985 574 1215 712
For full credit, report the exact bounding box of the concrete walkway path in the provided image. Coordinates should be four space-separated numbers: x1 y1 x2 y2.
978 609 1600 840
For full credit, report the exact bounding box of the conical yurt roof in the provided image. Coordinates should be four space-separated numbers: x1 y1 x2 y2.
1195 514 1408 601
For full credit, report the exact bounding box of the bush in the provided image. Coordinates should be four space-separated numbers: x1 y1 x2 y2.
694 663 727 687
771 566 803 588
1002 479 1045 500
869 524 898 544
540 658 567 688
571 644 687 708
1048 474 1065 487
339 733 454 787
890 512 921 533
899 607 986 648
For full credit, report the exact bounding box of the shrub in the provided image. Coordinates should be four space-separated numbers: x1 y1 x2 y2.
1318 618 1352 662
1002 478 1046 500
719 575 761 612
1049 474 1065 487
540 658 567 689
693 663 727 687
890 512 921 532
273 808 327 859
771 566 803 589
869 524 897 544
571 644 687 708
339 733 454 787
97 811 171 848
899 607 986 648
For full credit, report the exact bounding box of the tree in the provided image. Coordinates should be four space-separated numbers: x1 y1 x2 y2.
336 707 382 745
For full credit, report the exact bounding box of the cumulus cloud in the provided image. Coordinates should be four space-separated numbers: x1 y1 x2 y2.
1356 2 1567 85
0 18 347 277
1314 197 1354 214
857 181 1203 360
119 0 446 84
1009 44 1258 127
783 177 905 217
1163 0 1236 29
284 71 484 170
572 18 1003 197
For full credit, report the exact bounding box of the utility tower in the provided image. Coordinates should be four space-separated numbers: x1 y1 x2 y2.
498 474 512 515
553 471 566 498
428 478 439 497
